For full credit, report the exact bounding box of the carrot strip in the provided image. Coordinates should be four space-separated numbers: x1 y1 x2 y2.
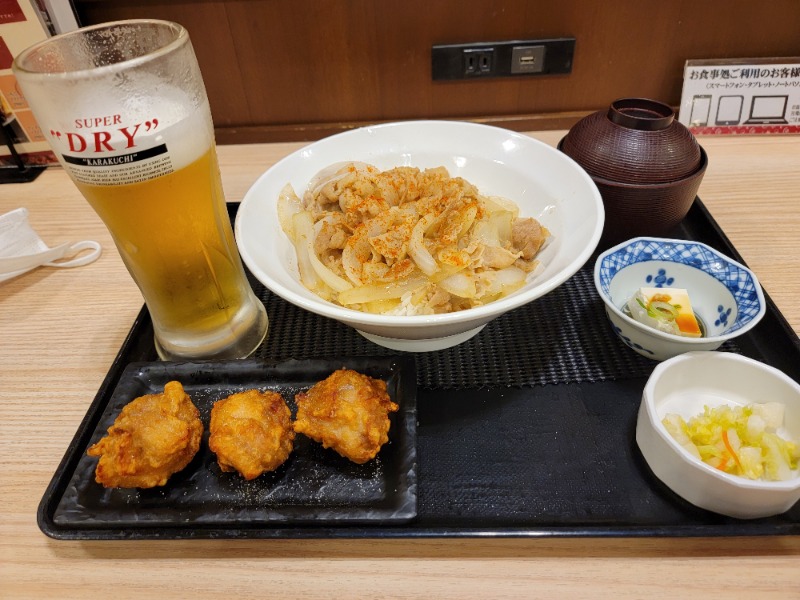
722 430 743 471
714 456 729 472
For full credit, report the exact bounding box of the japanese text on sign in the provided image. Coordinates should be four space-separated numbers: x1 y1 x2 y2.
678 58 800 135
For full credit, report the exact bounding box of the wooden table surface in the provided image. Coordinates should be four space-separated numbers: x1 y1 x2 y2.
1 130 798 599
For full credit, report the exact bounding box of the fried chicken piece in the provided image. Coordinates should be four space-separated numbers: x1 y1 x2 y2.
294 369 399 464
87 381 203 488
209 389 295 480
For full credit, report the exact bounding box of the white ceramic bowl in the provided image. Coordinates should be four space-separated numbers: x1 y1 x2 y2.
593 237 766 361
637 351 800 519
236 120 604 351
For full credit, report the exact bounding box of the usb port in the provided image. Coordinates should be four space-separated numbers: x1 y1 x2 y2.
511 45 546 74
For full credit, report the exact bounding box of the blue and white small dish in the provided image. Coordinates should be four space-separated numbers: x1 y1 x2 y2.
593 237 766 361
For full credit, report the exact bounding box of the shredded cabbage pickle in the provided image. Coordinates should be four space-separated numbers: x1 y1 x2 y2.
277 162 551 314
663 403 799 481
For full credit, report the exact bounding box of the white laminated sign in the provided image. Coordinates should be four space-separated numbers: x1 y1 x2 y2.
678 57 800 135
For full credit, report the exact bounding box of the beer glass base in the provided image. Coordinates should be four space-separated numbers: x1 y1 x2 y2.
153 300 268 361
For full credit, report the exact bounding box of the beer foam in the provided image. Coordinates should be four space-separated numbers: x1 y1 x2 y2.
150 99 216 170
26 75 214 171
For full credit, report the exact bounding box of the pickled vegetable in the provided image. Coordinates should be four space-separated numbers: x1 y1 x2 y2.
663 402 799 481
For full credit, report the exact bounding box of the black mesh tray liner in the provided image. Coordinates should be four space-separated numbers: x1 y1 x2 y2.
254 266 739 390
38 199 800 539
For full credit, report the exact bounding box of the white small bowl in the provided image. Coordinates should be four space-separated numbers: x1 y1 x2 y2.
637 351 800 519
593 237 766 361
236 120 604 352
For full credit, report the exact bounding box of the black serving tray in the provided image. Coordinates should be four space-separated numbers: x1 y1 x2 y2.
38 199 800 539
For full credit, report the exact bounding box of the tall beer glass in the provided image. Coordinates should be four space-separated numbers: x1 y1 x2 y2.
13 20 268 360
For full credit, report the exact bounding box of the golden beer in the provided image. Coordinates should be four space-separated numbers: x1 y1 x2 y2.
13 20 268 359
76 145 264 357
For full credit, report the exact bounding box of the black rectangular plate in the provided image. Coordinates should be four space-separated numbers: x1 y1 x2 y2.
37 199 800 539
42 357 417 539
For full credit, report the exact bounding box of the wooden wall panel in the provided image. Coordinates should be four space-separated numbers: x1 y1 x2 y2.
73 0 800 143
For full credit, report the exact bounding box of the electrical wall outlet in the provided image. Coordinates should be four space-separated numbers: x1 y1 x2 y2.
431 38 575 81
463 48 495 76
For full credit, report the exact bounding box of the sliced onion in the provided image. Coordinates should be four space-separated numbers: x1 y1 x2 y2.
483 195 520 218
308 252 353 293
291 211 322 292
439 272 476 299
494 265 526 288
341 226 371 285
490 210 514 243
471 210 514 248
458 204 478 237
307 221 353 293
408 213 439 276
277 183 302 240
477 266 526 298
337 275 427 305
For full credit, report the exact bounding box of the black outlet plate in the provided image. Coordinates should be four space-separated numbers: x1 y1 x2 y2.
431 37 575 81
